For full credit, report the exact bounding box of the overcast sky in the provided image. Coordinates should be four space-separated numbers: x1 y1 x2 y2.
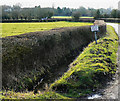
1 0 120 9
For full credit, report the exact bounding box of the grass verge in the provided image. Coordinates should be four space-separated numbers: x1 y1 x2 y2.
1 25 118 99
50 25 118 97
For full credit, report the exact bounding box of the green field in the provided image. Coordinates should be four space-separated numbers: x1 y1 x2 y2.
52 16 72 18
1 21 92 37
80 16 94 18
52 16 94 19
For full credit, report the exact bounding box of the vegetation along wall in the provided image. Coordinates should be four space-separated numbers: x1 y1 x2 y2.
2 21 106 91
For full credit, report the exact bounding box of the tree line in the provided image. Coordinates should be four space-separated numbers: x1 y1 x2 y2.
1 4 120 20
1 4 54 20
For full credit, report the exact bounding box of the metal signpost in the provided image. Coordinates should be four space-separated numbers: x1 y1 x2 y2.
91 25 99 44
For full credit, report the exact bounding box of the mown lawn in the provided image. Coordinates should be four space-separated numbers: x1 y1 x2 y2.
2 25 118 99
1 21 92 37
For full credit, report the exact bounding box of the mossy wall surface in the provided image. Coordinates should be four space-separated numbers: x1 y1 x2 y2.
2 23 106 91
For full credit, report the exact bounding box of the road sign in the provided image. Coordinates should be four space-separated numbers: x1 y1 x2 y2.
91 25 99 32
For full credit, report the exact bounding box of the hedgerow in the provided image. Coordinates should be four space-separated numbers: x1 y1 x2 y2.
2 25 117 99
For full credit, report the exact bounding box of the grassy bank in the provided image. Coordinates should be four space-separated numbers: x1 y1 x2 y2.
1 21 92 37
2 25 118 99
50 25 118 98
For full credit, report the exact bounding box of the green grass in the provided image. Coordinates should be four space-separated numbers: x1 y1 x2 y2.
52 16 94 19
1 21 92 37
1 25 118 99
2 90 70 99
80 16 94 18
52 16 72 19
50 25 118 97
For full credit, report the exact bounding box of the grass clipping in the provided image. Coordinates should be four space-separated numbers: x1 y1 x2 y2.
2 25 118 99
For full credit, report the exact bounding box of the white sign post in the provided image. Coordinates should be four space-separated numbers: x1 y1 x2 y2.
91 25 99 32
91 25 99 44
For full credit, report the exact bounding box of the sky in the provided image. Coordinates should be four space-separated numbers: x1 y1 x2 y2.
1 0 120 9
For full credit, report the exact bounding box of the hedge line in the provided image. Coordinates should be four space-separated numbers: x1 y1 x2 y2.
2 18 95 23
2 22 106 91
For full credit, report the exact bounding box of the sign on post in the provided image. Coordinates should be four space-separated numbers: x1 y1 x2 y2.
91 25 99 44
91 25 99 32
